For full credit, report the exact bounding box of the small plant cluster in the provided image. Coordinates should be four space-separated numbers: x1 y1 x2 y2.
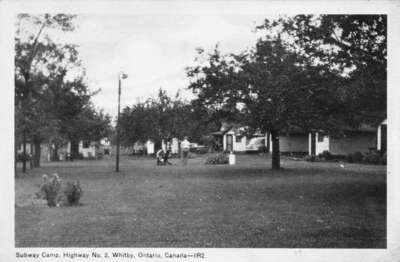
205 153 229 165
305 150 386 165
345 151 386 165
360 151 386 165
35 173 82 207
305 151 341 162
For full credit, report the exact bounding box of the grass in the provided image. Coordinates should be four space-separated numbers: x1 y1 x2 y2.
15 154 386 248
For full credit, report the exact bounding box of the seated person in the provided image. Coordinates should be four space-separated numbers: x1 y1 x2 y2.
156 148 165 165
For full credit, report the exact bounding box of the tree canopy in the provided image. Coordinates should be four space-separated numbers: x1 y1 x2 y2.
186 15 386 169
15 14 111 170
118 89 218 149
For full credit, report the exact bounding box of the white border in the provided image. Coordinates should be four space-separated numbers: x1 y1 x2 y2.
1 1 399 261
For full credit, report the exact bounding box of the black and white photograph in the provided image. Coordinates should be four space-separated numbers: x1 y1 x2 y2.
1 0 400 261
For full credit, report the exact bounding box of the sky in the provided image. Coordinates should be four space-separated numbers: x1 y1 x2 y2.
49 14 269 118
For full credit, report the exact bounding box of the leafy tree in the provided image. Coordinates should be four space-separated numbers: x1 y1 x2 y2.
15 14 111 168
188 44 343 168
118 88 217 150
64 104 112 159
257 15 386 123
186 16 381 169
15 14 76 171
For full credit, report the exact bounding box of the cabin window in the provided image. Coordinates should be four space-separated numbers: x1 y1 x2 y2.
236 136 243 143
83 141 90 148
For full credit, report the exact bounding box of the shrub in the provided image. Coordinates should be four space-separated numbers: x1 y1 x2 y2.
380 152 387 165
305 155 316 162
36 174 62 207
319 150 333 161
205 153 229 165
36 173 82 207
17 152 31 162
346 152 364 163
363 151 381 165
63 181 83 205
96 152 104 159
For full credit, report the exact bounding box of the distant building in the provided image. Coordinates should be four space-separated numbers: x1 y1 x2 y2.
223 127 248 152
17 138 109 161
269 127 308 155
78 140 98 158
308 124 381 156
146 140 155 154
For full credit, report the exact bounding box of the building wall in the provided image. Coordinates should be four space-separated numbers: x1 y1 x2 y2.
269 134 308 153
314 132 330 155
133 141 145 153
40 144 50 162
171 138 179 154
223 131 247 152
161 139 167 152
234 133 247 152
329 132 376 155
79 141 96 158
17 143 32 155
279 134 308 153
146 140 155 154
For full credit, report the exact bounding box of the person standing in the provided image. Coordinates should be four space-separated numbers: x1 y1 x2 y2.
163 142 172 165
180 136 190 166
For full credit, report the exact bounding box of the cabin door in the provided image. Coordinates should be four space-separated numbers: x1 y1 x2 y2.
226 134 233 152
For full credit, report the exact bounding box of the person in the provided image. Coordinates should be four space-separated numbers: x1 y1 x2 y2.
180 136 190 166
163 142 172 165
156 148 165 165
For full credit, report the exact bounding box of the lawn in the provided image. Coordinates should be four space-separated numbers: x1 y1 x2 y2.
15 154 386 248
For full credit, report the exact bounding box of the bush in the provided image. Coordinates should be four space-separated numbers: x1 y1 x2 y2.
205 153 229 165
96 152 104 159
63 181 83 205
363 151 381 165
380 152 387 165
17 152 31 162
318 150 333 161
36 173 82 207
36 174 62 207
305 155 316 162
346 152 364 163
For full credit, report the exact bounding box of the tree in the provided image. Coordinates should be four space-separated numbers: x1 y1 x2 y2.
187 31 348 169
187 15 386 169
15 14 76 172
15 14 111 168
118 88 218 150
63 104 112 159
257 15 386 123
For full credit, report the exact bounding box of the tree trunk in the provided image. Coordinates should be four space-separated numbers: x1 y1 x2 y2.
33 138 41 167
22 130 26 173
29 143 33 169
70 139 79 160
310 131 316 156
271 130 280 170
